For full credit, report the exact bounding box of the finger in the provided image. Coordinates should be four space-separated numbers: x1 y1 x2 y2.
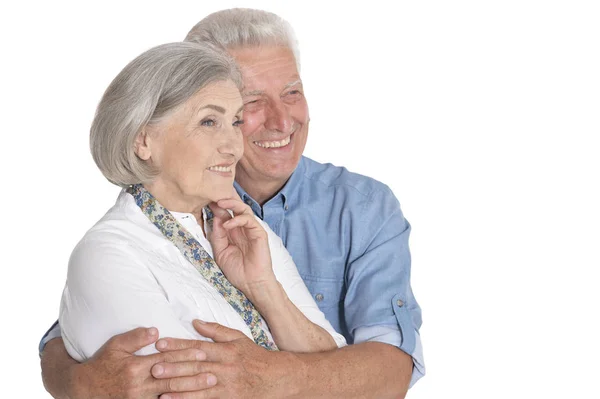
206 208 229 252
222 215 267 240
207 203 235 244
154 373 218 396
156 337 207 352
156 337 223 359
207 202 233 221
145 348 206 367
216 198 253 215
207 207 231 238
159 341 227 363
192 320 246 343
152 361 210 378
161 384 224 399
105 326 159 354
223 214 267 245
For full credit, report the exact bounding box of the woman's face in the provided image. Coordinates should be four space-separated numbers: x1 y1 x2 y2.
138 80 244 208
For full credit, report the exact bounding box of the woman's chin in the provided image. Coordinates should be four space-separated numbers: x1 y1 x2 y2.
209 191 235 204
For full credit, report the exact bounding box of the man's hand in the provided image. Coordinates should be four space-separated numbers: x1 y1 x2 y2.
155 320 301 399
41 327 218 399
155 321 412 399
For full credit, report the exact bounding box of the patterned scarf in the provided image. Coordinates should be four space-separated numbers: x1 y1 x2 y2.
126 184 278 350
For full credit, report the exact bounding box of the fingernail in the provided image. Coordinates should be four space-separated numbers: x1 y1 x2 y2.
207 374 217 386
196 350 206 361
162 395 171 399
156 339 167 350
194 319 207 325
148 327 158 337
153 364 164 376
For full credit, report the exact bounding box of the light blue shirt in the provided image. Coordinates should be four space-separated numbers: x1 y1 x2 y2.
41 156 424 386
235 156 425 386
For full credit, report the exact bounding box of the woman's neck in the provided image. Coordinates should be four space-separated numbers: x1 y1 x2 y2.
142 180 208 223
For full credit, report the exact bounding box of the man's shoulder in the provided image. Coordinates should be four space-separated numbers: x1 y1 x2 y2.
301 156 394 200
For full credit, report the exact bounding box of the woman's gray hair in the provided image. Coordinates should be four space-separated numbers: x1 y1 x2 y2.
185 8 300 70
90 41 242 187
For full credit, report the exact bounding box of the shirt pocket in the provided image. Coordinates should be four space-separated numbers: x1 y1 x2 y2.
301 276 345 310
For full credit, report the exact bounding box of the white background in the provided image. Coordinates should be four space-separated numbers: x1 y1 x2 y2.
1 1 599 397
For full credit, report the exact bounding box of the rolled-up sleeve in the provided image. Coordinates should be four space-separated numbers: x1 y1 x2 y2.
344 187 425 387
38 320 61 355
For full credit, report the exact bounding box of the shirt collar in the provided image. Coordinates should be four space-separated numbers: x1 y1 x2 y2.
278 156 305 209
234 156 306 214
170 209 209 239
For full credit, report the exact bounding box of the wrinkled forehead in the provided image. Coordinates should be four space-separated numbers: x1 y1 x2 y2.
227 45 301 92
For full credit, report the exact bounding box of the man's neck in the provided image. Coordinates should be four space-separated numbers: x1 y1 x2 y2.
235 174 289 206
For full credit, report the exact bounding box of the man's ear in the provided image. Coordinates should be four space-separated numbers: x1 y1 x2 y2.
134 129 152 160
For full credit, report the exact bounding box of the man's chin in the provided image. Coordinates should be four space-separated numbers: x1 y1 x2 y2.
266 163 298 180
236 156 300 186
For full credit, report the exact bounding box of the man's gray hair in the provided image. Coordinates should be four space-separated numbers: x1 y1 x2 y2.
90 42 242 187
185 8 300 70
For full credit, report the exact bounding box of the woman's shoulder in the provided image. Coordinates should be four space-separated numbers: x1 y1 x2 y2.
68 191 170 273
80 191 167 248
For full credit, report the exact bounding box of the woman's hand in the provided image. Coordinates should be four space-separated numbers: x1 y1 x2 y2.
207 198 276 300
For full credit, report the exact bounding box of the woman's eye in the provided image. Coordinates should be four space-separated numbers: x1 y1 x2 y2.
201 118 217 127
233 119 244 127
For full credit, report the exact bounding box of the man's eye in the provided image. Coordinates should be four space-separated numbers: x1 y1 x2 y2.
244 100 260 109
201 118 216 127
233 119 244 127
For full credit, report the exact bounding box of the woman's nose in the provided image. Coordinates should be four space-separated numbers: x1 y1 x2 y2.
219 125 244 159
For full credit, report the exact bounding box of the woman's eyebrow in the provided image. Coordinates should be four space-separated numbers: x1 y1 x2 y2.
197 104 226 113
197 104 244 115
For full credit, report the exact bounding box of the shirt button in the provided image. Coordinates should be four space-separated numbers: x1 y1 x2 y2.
285 205 289 211
315 293 324 302
396 299 404 307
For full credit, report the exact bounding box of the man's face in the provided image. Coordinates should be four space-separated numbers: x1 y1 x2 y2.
229 46 309 187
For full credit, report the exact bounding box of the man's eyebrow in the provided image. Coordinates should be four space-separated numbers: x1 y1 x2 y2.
284 79 302 89
242 89 264 97
242 79 303 97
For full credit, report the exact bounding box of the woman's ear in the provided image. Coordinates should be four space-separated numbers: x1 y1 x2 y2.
134 129 152 160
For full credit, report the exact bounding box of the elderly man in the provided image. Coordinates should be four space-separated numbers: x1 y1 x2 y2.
41 8 424 399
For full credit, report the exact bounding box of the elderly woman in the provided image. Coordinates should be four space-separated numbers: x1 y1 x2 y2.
59 41 345 362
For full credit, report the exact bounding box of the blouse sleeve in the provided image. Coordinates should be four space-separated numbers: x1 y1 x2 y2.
259 218 347 348
59 237 205 362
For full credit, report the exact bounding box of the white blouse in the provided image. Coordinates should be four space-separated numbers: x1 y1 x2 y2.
60 191 346 361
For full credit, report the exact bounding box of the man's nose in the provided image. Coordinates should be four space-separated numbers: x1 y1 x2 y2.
265 101 293 134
